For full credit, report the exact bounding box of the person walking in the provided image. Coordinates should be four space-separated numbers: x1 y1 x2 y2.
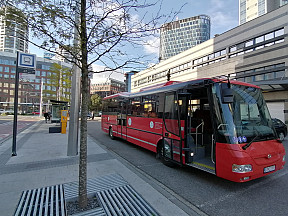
44 112 49 123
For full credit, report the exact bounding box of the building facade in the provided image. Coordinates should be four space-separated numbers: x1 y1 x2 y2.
90 78 125 98
239 0 288 25
0 51 72 113
132 4 288 124
159 15 210 61
0 5 29 53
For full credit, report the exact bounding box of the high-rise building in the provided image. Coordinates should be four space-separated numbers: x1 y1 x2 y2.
239 0 288 25
0 5 29 53
159 15 210 61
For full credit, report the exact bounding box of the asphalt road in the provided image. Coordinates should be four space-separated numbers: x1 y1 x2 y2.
88 119 288 216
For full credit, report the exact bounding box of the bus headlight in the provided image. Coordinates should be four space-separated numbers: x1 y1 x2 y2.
232 164 252 173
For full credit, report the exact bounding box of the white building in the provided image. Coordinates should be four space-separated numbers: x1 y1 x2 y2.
0 5 29 53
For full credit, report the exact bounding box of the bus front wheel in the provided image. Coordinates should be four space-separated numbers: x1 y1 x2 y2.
158 140 176 167
109 127 114 140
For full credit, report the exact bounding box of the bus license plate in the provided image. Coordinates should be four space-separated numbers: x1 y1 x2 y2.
264 165 275 173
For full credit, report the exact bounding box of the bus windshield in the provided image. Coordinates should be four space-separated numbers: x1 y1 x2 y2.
212 83 277 144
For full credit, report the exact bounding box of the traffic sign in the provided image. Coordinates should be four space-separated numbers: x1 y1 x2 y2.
18 52 36 69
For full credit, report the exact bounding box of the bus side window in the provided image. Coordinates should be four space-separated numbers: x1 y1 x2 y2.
164 93 180 136
127 100 132 116
157 93 165 118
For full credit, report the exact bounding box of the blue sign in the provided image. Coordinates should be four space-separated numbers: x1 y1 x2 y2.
18 52 36 69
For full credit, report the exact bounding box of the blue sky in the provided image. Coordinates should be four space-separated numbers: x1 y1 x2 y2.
30 0 239 68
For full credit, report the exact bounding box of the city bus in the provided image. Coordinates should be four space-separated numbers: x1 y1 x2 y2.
101 78 285 182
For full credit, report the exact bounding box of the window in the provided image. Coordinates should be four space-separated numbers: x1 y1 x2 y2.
264 32 274 41
245 39 254 47
255 74 264 81
129 97 143 117
220 49 226 56
164 93 179 135
275 71 285 78
229 46 237 52
143 95 157 118
265 73 274 80
275 28 284 37
255 36 264 44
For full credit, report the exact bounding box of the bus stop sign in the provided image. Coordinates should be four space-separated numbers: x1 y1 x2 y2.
18 52 36 69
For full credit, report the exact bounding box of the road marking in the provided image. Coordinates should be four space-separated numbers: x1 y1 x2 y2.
197 168 288 208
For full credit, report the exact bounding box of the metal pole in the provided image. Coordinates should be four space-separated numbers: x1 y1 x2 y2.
67 0 80 156
12 51 20 156
39 78 43 118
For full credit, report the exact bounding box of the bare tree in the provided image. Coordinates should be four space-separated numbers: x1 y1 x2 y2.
1 0 179 208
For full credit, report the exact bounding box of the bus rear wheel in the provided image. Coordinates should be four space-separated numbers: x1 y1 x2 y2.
109 127 114 140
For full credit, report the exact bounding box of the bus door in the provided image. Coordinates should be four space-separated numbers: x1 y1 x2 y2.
185 89 216 174
162 93 183 163
117 101 127 140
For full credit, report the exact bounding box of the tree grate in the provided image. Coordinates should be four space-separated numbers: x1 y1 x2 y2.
14 184 66 216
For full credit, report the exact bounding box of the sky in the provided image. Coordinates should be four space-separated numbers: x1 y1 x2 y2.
29 0 239 71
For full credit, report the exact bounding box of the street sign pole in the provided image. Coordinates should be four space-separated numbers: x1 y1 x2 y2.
12 51 20 156
12 52 36 156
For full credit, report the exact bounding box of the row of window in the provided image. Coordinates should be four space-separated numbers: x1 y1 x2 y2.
135 28 286 87
236 62 287 83
0 74 15 79
229 28 284 53
0 58 15 65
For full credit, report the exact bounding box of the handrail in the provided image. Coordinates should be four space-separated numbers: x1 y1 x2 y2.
217 123 228 130
195 120 204 152
211 134 215 164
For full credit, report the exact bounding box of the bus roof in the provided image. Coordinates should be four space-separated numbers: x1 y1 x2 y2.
103 78 260 100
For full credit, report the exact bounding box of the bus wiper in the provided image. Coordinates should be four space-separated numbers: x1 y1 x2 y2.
242 133 259 150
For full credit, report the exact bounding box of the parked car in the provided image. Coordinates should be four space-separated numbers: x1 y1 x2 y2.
0 109 14 114
272 118 287 141
87 112 92 119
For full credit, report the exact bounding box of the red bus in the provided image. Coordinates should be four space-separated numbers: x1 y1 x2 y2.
101 78 285 182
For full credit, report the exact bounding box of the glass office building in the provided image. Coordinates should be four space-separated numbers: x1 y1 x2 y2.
159 15 210 61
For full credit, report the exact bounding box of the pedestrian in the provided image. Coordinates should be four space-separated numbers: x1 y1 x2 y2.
44 112 49 123
92 111 95 120
47 111 51 121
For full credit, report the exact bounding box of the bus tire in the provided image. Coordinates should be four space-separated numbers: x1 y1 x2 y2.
109 127 114 140
158 140 176 167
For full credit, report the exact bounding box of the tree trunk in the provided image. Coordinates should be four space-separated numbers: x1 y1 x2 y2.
78 0 88 209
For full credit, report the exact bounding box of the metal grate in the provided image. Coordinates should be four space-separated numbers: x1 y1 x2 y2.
64 174 159 216
64 174 128 200
14 185 66 216
97 185 159 216
14 174 158 216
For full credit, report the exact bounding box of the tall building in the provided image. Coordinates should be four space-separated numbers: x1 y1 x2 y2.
159 15 210 61
0 5 28 53
239 0 288 25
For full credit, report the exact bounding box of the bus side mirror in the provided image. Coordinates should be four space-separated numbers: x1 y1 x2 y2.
221 83 234 104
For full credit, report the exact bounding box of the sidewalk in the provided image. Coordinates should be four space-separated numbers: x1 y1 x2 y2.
0 120 198 215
